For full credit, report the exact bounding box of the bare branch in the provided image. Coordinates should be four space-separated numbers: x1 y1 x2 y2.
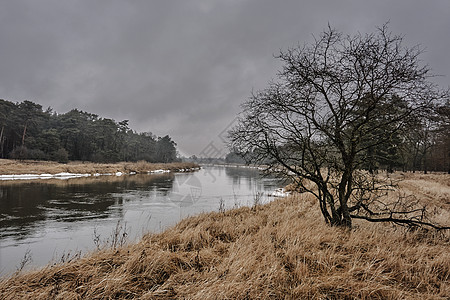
229 24 449 229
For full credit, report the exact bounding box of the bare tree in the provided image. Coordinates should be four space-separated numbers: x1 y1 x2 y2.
229 24 449 229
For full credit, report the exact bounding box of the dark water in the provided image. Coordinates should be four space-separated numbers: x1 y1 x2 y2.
0 165 284 275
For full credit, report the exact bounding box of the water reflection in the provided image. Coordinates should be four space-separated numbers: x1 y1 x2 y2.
0 166 283 276
0 174 174 240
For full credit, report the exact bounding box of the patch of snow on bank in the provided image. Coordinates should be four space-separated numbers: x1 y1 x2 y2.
0 167 200 181
0 172 91 181
149 169 170 174
268 188 291 197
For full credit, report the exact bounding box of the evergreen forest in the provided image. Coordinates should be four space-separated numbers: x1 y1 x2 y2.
0 99 178 163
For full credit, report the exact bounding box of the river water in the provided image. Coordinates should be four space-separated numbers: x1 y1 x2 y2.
0 165 284 276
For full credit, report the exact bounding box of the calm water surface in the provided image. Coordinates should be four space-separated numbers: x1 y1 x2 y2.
0 165 284 275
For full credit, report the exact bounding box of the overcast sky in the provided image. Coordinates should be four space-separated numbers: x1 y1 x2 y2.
0 0 449 156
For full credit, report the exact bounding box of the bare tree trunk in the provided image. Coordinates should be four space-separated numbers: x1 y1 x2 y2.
21 122 27 147
0 125 4 158
423 151 428 174
20 121 28 159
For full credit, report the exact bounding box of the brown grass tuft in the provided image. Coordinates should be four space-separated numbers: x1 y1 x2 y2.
0 173 449 299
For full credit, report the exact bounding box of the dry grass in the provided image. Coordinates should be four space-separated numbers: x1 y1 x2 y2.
0 173 449 299
0 159 199 176
397 172 450 209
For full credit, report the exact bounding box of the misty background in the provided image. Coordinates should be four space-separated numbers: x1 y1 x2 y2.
0 0 449 156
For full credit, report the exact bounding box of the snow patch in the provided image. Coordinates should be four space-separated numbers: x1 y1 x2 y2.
268 188 291 197
0 167 200 181
149 169 170 174
0 172 91 181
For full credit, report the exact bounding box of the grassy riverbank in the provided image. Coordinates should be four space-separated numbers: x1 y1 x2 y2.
0 159 199 176
0 173 449 299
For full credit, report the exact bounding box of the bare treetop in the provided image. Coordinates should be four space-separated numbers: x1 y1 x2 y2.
229 24 449 229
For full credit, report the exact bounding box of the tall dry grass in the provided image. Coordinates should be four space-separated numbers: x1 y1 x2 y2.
0 159 199 176
0 173 449 299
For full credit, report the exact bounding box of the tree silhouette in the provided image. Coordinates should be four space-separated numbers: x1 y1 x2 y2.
229 24 449 229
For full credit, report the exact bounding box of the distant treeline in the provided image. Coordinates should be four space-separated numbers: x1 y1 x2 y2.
0 99 178 163
226 103 450 174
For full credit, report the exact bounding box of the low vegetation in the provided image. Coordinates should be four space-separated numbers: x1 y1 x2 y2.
0 173 448 299
0 159 199 176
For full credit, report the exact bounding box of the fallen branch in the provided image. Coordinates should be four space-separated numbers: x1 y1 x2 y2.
350 214 450 231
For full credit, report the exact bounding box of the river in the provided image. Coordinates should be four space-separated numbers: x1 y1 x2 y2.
0 165 285 276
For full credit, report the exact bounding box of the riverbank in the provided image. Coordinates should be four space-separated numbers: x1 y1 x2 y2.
0 173 448 299
0 159 200 179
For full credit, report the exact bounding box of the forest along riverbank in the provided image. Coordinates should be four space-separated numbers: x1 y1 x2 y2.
0 172 448 299
0 159 200 180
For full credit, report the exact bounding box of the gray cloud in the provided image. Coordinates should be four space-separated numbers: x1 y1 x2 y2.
1 0 449 155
